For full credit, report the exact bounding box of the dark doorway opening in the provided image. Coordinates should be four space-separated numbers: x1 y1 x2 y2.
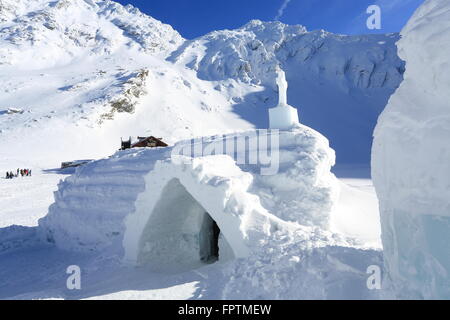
137 178 235 272
200 213 220 263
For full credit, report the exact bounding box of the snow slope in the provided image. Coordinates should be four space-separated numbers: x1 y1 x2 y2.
0 0 253 167
372 0 450 299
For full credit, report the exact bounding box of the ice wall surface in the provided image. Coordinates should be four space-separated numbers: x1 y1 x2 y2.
372 0 450 299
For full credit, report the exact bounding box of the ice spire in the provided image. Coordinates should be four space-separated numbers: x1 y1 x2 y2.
269 66 300 130
276 67 288 106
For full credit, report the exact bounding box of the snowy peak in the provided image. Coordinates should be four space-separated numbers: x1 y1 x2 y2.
169 19 308 84
224 19 308 45
0 0 183 68
170 19 403 90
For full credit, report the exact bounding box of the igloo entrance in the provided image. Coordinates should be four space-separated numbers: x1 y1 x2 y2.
136 178 234 272
199 214 221 263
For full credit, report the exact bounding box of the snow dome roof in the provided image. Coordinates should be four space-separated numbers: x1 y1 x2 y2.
39 126 339 272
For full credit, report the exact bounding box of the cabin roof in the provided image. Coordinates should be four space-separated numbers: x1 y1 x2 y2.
130 136 168 148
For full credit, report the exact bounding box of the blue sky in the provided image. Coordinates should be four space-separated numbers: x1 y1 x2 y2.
116 0 424 39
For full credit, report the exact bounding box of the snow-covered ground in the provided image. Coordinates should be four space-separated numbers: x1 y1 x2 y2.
0 171 61 228
332 165 380 248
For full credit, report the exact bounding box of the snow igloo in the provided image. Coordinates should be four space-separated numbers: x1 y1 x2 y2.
39 128 339 273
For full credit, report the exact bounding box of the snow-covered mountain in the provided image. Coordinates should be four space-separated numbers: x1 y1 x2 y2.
0 0 404 167
170 20 405 163
0 0 182 66
0 0 249 165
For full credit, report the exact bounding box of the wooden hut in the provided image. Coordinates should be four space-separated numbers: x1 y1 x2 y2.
132 136 168 148
121 136 168 150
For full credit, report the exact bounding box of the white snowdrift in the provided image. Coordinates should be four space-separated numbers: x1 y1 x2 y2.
39 126 340 273
372 0 450 299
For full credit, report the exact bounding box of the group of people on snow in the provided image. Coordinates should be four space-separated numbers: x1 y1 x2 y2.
5 168 32 179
